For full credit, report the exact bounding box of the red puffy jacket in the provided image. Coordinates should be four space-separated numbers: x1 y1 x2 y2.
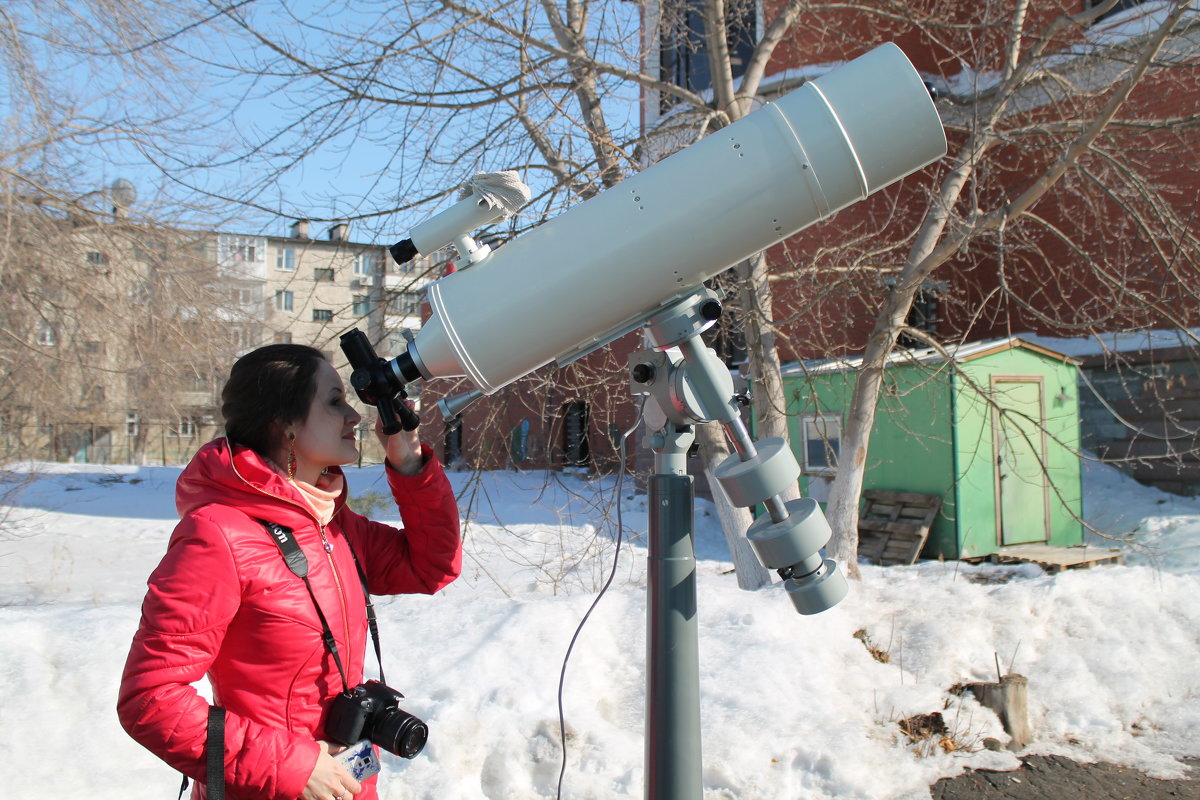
118 438 462 800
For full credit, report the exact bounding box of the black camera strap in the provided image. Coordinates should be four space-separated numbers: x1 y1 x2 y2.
176 706 225 800
347 540 388 686
207 706 226 799
258 519 387 689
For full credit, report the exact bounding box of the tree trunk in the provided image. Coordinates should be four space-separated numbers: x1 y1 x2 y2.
823 303 910 581
736 252 797 473
821 1 1186 576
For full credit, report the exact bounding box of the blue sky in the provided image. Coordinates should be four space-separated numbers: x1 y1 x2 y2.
10 0 642 241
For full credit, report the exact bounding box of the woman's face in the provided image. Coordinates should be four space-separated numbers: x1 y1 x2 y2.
289 359 363 477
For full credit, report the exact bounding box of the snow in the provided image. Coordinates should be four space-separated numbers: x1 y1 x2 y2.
1086 1 1185 48
1 455 1198 799
1021 328 1200 359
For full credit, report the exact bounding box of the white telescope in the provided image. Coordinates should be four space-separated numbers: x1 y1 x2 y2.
355 45 947 797
386 43 947 394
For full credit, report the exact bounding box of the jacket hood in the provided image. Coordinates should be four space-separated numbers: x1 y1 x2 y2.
176 437 347 529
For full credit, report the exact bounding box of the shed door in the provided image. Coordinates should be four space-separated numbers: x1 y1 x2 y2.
993 377 1050 546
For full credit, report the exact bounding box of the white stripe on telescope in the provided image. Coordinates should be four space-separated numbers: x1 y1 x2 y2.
403 43 947 394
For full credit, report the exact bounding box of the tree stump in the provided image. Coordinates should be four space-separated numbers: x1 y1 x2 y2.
966 674 1031 751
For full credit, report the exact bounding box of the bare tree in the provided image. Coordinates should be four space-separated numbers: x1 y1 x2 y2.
131 0 1200 581
143 0 812 587
0 1 245 467
815 0 1200 575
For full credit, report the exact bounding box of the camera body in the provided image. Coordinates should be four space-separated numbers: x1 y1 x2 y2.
326 680 429 759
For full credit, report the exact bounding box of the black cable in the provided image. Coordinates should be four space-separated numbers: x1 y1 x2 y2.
555 397 646 800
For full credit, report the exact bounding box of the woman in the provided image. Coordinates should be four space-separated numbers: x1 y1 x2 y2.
118 344 462 800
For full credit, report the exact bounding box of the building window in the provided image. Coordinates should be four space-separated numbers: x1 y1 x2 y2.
227 240 256 261
275 290 294 311
314 267 335 282
562 400 590 467
230 286 257 305
276 247 296 271
897 288 941 349
81 340 104 356
231 326 256 350
353 295 371 316
312 309 333 322
389 292 421 315
800 415 841 475
444 415 464 467
510 419 531 464
659 0 756 111
83 384 105 405
1089 0 1151 22
274 331 292 344
353 253 379 275
86 251 109 267
169 416 199 438
126 413 140 438
183 372 210 393
36 321 57 346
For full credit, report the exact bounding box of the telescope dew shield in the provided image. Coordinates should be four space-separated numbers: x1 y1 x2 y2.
405 43 947 394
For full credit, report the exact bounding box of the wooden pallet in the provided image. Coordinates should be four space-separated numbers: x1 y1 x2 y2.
985 543 1124 573
857 489 942 566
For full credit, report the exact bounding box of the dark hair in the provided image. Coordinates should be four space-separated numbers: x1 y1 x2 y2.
221 344 326 457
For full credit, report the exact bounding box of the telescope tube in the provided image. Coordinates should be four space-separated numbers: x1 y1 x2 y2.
400 43 946 393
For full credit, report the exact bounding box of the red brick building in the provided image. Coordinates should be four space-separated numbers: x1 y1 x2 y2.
422 0 1199 474
750 0 1200 359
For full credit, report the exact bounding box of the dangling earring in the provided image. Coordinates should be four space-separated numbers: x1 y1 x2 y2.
287 432 297 480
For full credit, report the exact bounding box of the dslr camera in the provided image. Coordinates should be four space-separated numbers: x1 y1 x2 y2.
326 680 429 759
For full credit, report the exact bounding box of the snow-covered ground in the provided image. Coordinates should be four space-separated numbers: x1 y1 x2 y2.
1 455 1197 799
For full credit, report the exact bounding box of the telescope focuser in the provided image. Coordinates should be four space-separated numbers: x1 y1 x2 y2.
339 328 421 435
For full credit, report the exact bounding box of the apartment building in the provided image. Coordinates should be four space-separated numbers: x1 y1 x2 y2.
219 220 388 357
194 220 443 456
3 207 443 465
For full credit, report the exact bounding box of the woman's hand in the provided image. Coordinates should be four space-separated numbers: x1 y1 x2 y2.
301 741 362 800
375 402 424 475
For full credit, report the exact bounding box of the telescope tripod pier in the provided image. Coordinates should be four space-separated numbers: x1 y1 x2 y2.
631 289 848 799
644 424 702 799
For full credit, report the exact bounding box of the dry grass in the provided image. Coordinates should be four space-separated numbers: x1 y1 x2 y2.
854 628 891 663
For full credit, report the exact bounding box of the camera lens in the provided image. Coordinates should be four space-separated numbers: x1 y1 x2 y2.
373 707 429 759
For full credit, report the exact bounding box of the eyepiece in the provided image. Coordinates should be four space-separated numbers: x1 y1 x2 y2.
390 239 419 266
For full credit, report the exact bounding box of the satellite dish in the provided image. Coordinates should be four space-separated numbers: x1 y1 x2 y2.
110 178 138 208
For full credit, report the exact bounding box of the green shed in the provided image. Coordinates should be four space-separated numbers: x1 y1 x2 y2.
780 337 1084 561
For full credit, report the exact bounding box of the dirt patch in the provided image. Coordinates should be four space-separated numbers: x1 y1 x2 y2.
931 754 1200 800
